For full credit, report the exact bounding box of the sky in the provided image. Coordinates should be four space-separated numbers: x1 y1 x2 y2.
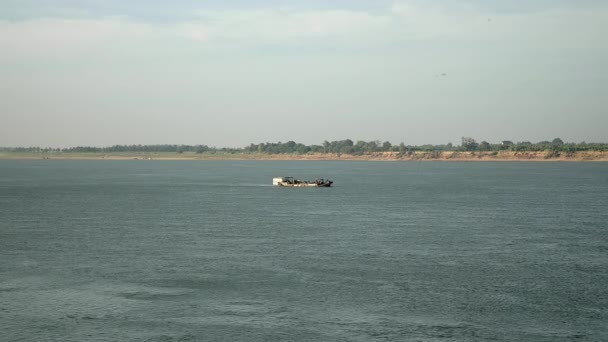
1 1 607 147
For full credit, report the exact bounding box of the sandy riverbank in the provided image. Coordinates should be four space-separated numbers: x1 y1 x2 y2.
1 151 607 161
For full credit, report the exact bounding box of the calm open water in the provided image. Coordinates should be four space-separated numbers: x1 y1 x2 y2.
1 160 607 341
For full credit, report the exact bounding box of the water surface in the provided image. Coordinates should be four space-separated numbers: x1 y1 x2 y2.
1 160 607 341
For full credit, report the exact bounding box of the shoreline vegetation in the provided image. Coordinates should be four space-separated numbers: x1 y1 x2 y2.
1 151 607 161
2 138 607 161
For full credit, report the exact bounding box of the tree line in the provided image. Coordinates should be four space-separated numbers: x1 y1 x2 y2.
458 137 608 153
2 138 607 154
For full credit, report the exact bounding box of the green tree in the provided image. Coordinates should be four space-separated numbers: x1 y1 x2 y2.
322 140 330 153
461 137 478 151
195 145 209 154
500 141 514 150
479 141 491 151
398 142 406 153
354 140 366 153
366 140 379 152
340 145 354 154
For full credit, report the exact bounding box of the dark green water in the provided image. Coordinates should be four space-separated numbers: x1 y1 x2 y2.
1 160 607 341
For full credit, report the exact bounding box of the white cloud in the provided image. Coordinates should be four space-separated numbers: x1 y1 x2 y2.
0 3 606 60
388 1 608 43
389 2 487 39
176 9 391 45
0 18 154 59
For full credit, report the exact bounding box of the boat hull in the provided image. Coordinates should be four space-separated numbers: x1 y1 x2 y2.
273 177 332 187
278 182 332 187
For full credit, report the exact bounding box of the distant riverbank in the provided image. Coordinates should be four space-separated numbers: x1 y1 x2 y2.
2 151 607 161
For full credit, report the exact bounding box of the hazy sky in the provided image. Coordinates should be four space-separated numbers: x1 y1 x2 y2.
1 1 607 147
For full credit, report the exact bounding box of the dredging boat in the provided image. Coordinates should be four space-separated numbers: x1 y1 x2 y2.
273 177 333 187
